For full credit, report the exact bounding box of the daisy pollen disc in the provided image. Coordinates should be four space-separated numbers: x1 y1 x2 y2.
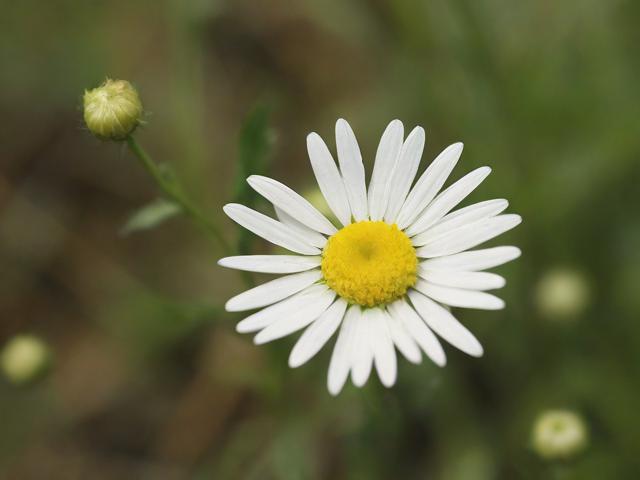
321 221 417 307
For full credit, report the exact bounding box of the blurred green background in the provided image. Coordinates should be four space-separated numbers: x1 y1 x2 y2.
1 0 639 478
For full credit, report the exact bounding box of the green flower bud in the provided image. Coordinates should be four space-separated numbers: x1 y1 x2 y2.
532 410 588 460
83 78 143 141
1 334 51 385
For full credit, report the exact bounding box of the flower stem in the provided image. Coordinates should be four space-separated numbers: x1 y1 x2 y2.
125 135 231 254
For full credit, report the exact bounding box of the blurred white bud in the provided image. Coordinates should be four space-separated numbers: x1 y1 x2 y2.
1 335 51 385
535 268 590 320
532 410 588 460
304 186 335 220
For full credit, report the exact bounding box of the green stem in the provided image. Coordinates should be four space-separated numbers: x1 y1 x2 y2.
126 135 231 254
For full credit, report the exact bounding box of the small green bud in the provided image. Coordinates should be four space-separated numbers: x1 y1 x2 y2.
83 78 143 140
1 334 51 385
532 410 588 460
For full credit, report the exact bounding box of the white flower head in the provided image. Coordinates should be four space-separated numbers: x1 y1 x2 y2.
219 119 521 395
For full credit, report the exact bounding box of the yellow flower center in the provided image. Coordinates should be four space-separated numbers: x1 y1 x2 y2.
321 221 418 307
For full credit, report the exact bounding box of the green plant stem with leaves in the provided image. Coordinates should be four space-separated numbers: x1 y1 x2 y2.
125 135 231 255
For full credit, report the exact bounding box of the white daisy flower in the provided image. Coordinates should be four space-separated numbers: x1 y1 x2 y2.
219 119 521 395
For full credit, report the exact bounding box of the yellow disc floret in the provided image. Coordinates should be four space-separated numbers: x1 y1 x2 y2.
321 221 417 307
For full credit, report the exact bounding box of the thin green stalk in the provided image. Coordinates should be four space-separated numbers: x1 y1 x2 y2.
125 135 231 254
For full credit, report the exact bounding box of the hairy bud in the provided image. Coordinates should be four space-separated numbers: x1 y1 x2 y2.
83 79 143 140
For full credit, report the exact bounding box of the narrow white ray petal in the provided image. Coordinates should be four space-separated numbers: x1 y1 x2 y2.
369 309 397 387
412 199 508 246
248 175 337 235
418 267 506 290
351 308 374 387
416 214 522 258
408 290 483 357
289 298 348 368
406 166 492 236
384 126 426 223
384 308 422 365
414 280 505 310
421 246 522 271
307 132 352 226
275 206 327 248
236 284 327 333
218 255 321 274
223 204 320 255
225 270 321 312
253 288 335 344
368 120 404 220
387 300 446 366
335 119 368 221
397 143 463 229
328 305 359 396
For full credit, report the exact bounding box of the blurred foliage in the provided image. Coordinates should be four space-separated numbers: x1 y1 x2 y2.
1 0 640 479
120 198 181 236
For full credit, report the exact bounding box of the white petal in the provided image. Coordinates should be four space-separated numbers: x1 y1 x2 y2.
421 246 522 271
408 290 483 357
275 206 327 248
414 280 505 310
351 308 374 387
406 166 491 236
419 268 506 290
223 203 320 255
289 298 348 368
307 132 352 226
248 175 337 235
368 120 404 220
384 308 422 364
335 119 368 221
384 126 426 223
225 269 321 312
412 199 508 246
327 305 359 395
253 288 335 344
218 255 320 274
387 300 446 366
416 214 522 258
396 143 463 229
369 309 397 387
236 284 326 333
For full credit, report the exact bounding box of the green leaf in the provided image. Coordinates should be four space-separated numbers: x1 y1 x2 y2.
120 198 182 235
234 104 273 254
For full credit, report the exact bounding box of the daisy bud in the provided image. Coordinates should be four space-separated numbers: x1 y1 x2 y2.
83 79 143 141
1 334 51 385
532 410 588 460
536 268 590 320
